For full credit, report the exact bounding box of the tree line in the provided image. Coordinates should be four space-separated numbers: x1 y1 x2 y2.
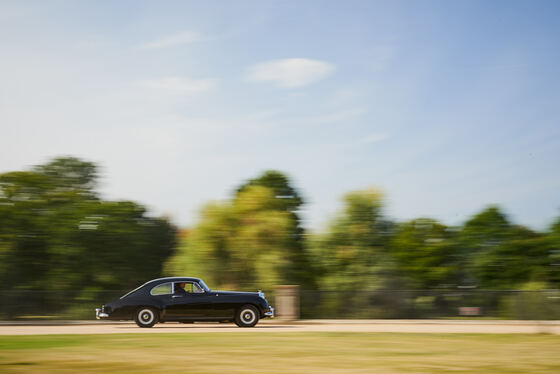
167 171 560 292
1 157 559 298
0 157 175 296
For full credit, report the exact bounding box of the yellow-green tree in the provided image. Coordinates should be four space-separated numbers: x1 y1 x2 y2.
165 182 300 291
309 188 400 291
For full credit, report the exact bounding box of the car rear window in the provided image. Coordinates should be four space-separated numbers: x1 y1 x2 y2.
150 282 172 295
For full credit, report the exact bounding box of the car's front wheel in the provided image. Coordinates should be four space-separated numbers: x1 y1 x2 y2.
134 307 159 328
235 305 259 327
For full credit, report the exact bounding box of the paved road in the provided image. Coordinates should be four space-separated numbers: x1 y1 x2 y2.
1 320 559 335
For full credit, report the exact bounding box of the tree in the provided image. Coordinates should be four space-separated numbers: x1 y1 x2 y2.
34 157 98 197
309 188 398 291
389 218 459 289
0 157 176 296
165 175 306 291
236 170 303 212
236 170 314 287
459 206 553 289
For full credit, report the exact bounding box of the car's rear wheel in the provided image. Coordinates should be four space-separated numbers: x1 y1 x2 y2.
235 305 259 327
134 307 158 328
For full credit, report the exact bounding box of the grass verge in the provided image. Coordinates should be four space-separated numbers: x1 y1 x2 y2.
0 332 559 373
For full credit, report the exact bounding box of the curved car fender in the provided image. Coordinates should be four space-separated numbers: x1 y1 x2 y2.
234 296 268 314
109 297 166 320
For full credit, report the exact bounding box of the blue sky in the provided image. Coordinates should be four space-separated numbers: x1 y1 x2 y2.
1 0 559 230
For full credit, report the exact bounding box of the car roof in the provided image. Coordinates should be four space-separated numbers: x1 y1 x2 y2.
119 277 204 299
145 277 202 285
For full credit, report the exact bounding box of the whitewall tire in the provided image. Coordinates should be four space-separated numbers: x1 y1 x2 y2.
235 305 259 327
134 307 158 328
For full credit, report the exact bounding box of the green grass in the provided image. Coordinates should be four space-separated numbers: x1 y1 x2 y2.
0 333 559 373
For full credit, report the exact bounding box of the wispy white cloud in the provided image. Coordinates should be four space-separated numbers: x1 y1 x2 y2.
137 77 217 93
247 58 335 88
330 88 364 107
309 108 367 125
136 31 201 50
359 133 389 144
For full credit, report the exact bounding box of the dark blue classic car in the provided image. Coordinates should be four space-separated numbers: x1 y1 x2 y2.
96 277 274 328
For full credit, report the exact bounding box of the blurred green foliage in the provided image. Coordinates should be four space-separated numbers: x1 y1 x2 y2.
307 188 401 292
164 169 560 293
390 218 459 289
1 157 559 319
165 171 314 290
459 207 559 289
0 157 176 298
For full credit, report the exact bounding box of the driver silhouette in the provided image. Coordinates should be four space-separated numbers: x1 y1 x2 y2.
174 282 188 296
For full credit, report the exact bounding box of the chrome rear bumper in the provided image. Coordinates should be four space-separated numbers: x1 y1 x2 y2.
95 308 109 319
264 306 274 318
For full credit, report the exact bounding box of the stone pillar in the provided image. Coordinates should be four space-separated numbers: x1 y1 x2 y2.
275 285 299 321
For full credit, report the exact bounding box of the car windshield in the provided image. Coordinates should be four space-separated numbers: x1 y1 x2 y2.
198 279 210 292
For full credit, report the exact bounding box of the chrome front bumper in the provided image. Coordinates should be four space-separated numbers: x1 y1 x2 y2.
95 308 109 319
264 306 274 318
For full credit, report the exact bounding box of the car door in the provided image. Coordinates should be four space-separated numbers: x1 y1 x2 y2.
165 282 215 319
211 292 238 318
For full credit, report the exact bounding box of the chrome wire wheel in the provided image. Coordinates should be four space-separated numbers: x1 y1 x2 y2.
235 305 259 327
241 309 256 324
135 307 158 328
140 309 154 324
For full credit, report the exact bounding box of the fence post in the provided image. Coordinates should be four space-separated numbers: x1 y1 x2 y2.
275 285 300 321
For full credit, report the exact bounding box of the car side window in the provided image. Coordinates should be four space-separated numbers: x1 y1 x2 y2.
150 282 172 295
172 282 205 294
192 282 204 293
